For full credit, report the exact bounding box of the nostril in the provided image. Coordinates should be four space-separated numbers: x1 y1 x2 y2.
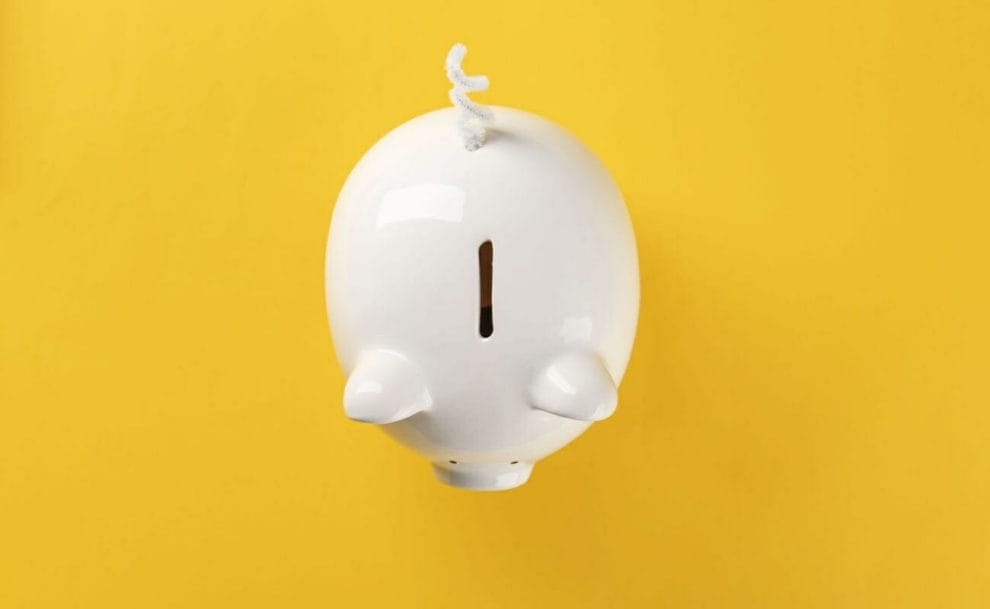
510 461 518 465
448 460 458 465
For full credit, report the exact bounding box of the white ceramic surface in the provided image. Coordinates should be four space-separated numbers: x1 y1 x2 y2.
326 106 639 490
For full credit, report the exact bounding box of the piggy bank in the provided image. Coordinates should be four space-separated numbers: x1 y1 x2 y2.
326 47 638 490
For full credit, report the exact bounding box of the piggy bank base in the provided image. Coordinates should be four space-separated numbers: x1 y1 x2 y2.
432 462 534 491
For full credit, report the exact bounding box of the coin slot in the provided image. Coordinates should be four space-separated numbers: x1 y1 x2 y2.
479 240 494 338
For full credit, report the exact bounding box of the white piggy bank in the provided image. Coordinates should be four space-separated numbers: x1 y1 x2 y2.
326 106 639 490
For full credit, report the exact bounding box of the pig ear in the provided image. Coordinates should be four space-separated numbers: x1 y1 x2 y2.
529 351 618 422
344 349 432 424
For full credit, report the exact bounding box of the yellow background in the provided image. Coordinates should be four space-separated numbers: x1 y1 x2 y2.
2 1 988 607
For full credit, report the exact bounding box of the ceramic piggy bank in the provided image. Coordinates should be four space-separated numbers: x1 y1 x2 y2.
325 45 639 490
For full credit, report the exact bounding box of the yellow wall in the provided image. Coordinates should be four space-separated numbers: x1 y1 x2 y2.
2 1 988 607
